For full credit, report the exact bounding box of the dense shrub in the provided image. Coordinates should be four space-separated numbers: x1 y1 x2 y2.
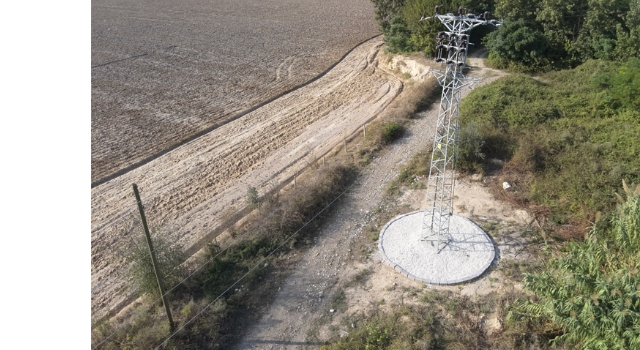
385 16 416 53
119 220 186 298
381 121 405 144
509 184 640 349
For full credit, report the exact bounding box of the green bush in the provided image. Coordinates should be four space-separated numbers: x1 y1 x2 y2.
456 121 485 172
605 57 640 111
246 185 261 210
119 219 186 298
381 122 405 144
385 16 415 53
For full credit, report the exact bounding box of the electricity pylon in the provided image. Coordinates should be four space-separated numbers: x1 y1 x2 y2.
420 6 501 252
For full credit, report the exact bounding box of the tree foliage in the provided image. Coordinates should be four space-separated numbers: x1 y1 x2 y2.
508 183 640 349
489 0 640 70
385 15 417 52
372 0 638 68
372 0 495 55
484 19 549 70
371 0 407 34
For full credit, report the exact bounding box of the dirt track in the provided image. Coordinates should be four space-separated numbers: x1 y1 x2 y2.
91 37 403 319
91 0 378 185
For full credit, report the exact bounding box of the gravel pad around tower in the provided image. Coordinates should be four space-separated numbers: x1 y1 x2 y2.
379 210 495 284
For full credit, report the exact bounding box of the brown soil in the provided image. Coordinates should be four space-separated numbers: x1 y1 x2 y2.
91 37 403 319
91 0 378 185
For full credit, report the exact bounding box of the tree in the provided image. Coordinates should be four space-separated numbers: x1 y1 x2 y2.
371 0 407 34
484 18 550 70
494 0 541 24
401 0 446 55
570 0 630 61
612 0 640 60
374 0 498 55
385 16 416 52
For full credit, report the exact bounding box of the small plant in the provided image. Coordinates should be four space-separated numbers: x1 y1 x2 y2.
457 121 485 172
353 269 372 286
381 122 405 144
332 289 347 311
246 185 262 211
365 325 391 349
119 217 186 298
369 228 380 242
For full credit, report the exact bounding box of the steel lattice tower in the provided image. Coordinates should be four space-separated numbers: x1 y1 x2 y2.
420 7 501 252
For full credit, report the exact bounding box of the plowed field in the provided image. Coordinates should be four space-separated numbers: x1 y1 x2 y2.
92 0 379 185
92 0 384 318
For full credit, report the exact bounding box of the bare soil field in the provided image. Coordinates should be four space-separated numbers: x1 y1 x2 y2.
91 0 378 185
91 37 403 319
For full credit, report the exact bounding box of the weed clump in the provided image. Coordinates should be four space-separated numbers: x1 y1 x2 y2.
381 122 405 144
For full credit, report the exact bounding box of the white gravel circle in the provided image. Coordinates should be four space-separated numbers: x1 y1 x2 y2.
378 210 495 284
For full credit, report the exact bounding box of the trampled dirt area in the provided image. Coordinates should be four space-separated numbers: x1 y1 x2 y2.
91 0 378 185
91 37 404 319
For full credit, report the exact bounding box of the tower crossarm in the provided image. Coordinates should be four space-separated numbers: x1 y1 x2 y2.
420 14 501 32
430 69 479 89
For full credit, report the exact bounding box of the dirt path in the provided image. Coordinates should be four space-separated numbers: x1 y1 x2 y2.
236 57 515 349
91 37 402 319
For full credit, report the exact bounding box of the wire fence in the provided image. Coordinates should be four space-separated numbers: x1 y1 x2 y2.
91 120 373 301
91 168 356 350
